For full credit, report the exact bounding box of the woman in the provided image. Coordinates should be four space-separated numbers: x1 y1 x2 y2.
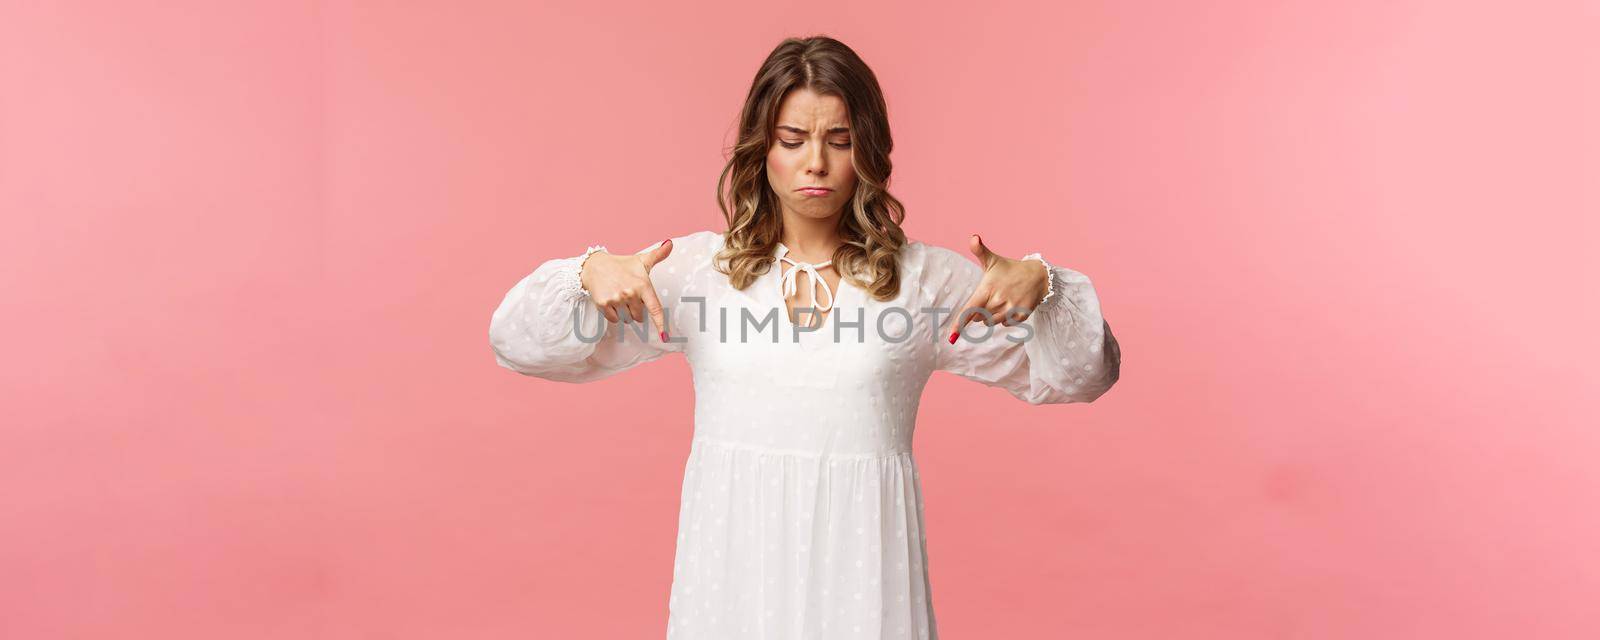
489 35 1120 639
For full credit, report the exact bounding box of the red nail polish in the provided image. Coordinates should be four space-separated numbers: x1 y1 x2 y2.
660 330 669 342
948 331 959 344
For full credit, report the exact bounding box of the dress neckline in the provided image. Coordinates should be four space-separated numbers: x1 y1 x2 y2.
774 241 833 262
772 241 858 340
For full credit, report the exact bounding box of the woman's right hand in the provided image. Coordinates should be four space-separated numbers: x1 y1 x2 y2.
579 238 674 340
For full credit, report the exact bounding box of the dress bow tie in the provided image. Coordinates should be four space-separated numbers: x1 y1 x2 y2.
777 254 835 315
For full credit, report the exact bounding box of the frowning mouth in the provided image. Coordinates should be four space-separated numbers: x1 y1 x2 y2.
797 187 832 196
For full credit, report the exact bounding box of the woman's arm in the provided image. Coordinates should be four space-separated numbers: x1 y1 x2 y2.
927 242 1121 404
488 231 707 383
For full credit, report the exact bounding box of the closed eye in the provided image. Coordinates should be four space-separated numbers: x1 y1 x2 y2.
779 141 852 149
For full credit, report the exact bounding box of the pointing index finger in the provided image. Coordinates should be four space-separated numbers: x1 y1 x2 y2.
946 289 985 344
639 275 670 343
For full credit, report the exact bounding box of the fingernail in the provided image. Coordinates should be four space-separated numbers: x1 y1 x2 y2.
948 331 959 344
660 330 669 342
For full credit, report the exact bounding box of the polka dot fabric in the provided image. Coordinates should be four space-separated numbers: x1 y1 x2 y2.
489 230 1121 639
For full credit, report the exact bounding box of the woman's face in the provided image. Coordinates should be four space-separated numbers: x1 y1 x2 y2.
766 88 857 221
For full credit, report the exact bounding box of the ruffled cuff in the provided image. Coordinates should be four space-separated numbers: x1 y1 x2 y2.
1019 252 1060 310
553 244 608 303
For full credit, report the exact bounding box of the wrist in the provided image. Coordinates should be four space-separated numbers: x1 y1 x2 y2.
576 245 608 297
1019 252 1055 309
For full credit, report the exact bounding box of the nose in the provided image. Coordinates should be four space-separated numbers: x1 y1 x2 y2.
806 142 827 177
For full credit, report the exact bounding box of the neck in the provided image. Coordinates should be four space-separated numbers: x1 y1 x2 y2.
779 208 843 263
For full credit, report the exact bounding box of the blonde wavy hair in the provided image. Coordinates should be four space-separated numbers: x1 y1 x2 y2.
712 36 908 301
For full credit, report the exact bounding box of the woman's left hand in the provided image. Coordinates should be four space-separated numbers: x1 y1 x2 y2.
946 234 1051 343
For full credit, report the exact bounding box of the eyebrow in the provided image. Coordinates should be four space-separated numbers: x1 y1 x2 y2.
777 125 850 135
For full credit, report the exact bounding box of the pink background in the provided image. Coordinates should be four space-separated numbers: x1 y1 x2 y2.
3 1 1597 637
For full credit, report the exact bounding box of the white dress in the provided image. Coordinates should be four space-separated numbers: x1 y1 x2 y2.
488 230 1121 639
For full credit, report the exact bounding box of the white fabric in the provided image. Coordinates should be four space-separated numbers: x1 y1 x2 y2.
489 230 1121 639
776 242 836 316
574 244 608 299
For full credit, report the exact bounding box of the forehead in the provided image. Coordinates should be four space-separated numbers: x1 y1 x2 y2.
775 88 849 128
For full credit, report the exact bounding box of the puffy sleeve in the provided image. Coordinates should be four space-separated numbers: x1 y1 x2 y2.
488 230 709 383
926 244 1122 404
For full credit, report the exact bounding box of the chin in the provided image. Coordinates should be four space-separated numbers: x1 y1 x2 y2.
790 198 840 216
799 206 841 220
